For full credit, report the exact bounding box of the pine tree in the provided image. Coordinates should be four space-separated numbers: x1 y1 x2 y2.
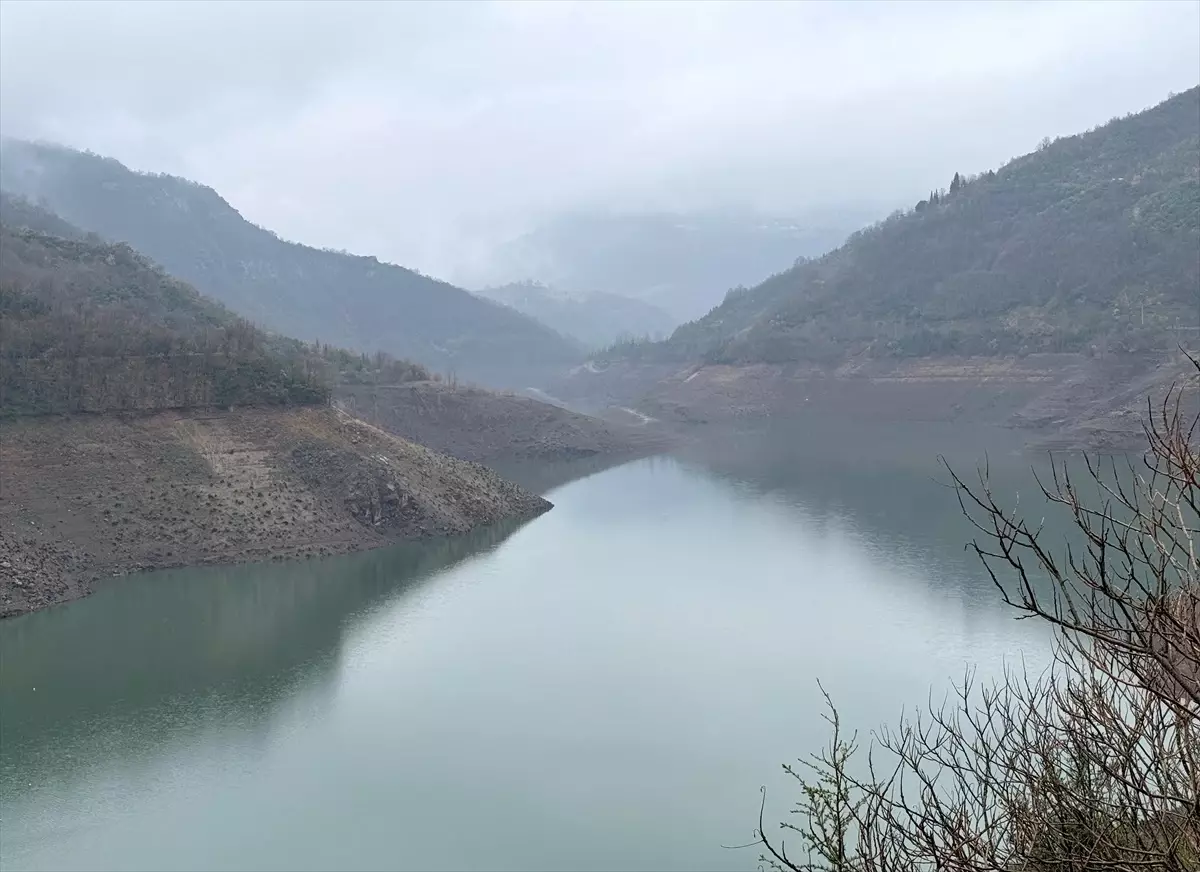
950 171 962 193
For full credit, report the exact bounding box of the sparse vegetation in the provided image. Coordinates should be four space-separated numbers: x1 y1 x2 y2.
0 407 551 616
754 370 1200 871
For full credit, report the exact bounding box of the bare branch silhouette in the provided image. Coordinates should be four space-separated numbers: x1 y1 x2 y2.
756 358 1200 871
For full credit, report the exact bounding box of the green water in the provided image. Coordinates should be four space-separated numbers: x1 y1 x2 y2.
1 436 1050 871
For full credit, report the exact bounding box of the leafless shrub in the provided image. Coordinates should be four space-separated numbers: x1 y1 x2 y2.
754 361 1200 872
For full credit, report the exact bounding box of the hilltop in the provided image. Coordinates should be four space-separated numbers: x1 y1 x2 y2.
563 88 1200 446
0 141 582 389
643 87 1199 366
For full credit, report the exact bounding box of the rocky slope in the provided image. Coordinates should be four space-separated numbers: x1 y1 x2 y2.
0 191 574 622
0 406 550 618
333 380 666 465
552 350 1198 452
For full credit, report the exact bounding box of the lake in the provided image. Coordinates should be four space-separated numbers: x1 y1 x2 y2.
1 429 1053 871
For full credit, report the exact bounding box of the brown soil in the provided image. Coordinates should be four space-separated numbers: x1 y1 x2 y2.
0 406 549 618
333 381 667 464
552 352 1195 451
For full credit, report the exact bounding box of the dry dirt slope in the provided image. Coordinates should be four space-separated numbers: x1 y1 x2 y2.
334 381 666 464
552 351 1197 451
0 406 550 617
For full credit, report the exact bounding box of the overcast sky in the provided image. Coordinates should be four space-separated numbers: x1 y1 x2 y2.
1 0 1198 280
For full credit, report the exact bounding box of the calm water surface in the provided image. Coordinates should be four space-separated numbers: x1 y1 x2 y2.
1 434 1051 871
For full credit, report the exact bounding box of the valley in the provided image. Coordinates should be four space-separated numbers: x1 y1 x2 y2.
475 280 675 350
0 210 650 618
3 84 1197 621
0 5 1197 869
2 85 1197 623
553 87 1200 450
472 210 872 322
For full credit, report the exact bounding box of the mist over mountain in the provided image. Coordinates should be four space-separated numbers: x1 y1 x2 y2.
4 3 1195 288
3 5 1200 868
0 140 582 389
0 198 328 414
607 87 1200 366
476 281 674 350
464 211 871 323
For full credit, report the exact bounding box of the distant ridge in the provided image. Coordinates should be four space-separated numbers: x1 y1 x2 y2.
0 202 327 415
610 87 1200 366
0 140 583 389
477 280 674 349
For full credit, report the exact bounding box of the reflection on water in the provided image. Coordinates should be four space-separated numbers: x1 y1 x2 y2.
1 434 1053 872
1 523 528 819
4 520 526 720
682 420 1082 607
488 452 645 496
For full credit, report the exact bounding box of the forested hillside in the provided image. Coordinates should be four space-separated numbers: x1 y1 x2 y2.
622 87 1199 366
0 220 329 415
0 198 650 468
0 141 582 388
0 201 563 615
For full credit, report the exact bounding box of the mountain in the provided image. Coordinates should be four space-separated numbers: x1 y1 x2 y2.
0 193 658 462
0 194 436 411
0 202 552 617
473 211 870 322
0 189 91 240
0 140 582 389
0 212 328 415
639 88 1199 367
476 280 674 349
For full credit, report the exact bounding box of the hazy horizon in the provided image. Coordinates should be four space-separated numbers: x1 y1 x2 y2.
1 0 1197 284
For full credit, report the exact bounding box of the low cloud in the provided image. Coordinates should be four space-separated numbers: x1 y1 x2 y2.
2 0 1197 279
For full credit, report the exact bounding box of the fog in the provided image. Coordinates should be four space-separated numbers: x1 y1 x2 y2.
1 0 1197 281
